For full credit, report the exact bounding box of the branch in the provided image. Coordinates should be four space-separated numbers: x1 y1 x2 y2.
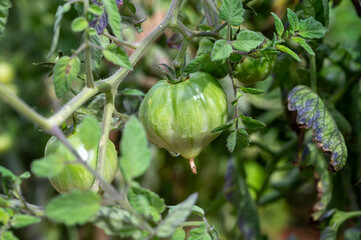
0 194 45 217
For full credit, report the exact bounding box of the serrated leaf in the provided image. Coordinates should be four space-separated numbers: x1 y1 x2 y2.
188 223 211 240
31 154 65 178
219 0 244 26
120 88 145 96
172 228 186 240
48 4 70 58
119 117 151 181
211 40 232 61
11 214 41 228
288 85 348 171
301 0 329 27
277 45 301 62
77 116 101 150
211 122 233 133
240 87 264 95
71 17 88 32
46 190 101 226
0 0 12 35
287 8 299 33
184 54 211 73
233 30 265 52
88 4 103 16
271 12 284 37
103 0 122 40
103 43 133 70
291 37 315 56
156 193 198 238
224 159 261 240
226 129 250 153
298 17 328 39
0 230 18 240
128 186 166 223
239 114 266 129
52 56 81 98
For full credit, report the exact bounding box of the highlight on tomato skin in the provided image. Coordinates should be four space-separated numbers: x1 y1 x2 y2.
138 72 228 173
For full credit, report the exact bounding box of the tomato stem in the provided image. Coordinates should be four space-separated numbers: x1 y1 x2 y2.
189 158 197 174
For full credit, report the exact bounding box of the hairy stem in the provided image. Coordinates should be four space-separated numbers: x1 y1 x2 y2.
310 55 317 92
0 194 45 217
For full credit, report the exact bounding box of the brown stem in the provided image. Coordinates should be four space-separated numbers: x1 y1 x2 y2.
188 158 197 174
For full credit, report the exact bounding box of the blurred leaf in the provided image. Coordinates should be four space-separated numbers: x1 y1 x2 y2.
191 205 205 218
46 190 101 226
0 0 12 35
124 0 136 15
184 54 211 73
211 40 232 61
172 228 186 240
0 207 11 225
156 193 198 238
287 9 299 33
271 12 284 37
0 166 18 182
277 45 301 62
233 30 265 52
224 160 261 240
11 214 41 228
48 4 71 58
288 85 348 171
0 230 18 240
344 228 361 240
52 56 81 98
301 0 329 27
103 43 133 70
240 87 264 95
77 116 101 150
219 0 244 26
226 129 250 153
89 30 110 73
119 117 151 181
328 107 352 135
128 186 166 223
239 114 266 129
103 0 122 40
211 122 233 133
188 223 211 240
299 17 328 39
291 37 315 56
120 88 145 96
88 4 103 16
31 154 65 178
71 17 88 32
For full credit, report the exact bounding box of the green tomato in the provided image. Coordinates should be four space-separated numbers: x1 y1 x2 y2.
138 72 228 172
0 132 13 154
45 130 118 194
0 62 15 84
196 38 228 79
233 55 276 85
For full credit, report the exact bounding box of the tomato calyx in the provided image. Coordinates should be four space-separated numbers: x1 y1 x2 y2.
154 63 189 84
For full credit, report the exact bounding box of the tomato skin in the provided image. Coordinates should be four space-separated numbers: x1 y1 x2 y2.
138 72 228 159
0 62 15 84
233 55 276 85
45 132 118 194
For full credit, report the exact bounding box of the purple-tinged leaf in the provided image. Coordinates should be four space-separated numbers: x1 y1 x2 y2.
89 13 108 35
116 0 123 6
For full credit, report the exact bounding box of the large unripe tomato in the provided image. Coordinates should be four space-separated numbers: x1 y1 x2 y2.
0 62 15 84
45 130 118 194
233 55 276 85
138 72 228 173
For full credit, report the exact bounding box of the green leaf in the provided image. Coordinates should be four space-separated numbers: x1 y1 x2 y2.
288 85 348 171
0 230 19 240
291 37 315 56
184 54 211 73
71 17 88 32
188 223 211 240
219 0 244 26
191 205 205 218
287 8 299 33
239 114 266 129
0 166 18 181
0 0 12 35
77 116 101 150
0 208 11 225
301 0 329 27
128 186 166 223
231 90 243 106
240 87 264 95
89 30 110 73
172 228 186 240
119 117 151 181
156 193 198 238
52 56 81 98
298 17 328 39
124 0 136 15
45 190 101 226
233 30 265 52
211 40 232 61
103 0 122 40
31 154 65 178
88 4 103 16
11 214 41 228
211 122 233 133
276 45 301 62
271 12 284 37
103 43 133 70
47 4 71 58
224 159 261 240
226 129 250 153
120 88 145 96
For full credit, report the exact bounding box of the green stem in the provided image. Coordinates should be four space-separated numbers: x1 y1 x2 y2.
172 38 189 71
180 221 205 227
84 31 95 88
0 194 45 217
102 31 139 49
310 55 317 92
